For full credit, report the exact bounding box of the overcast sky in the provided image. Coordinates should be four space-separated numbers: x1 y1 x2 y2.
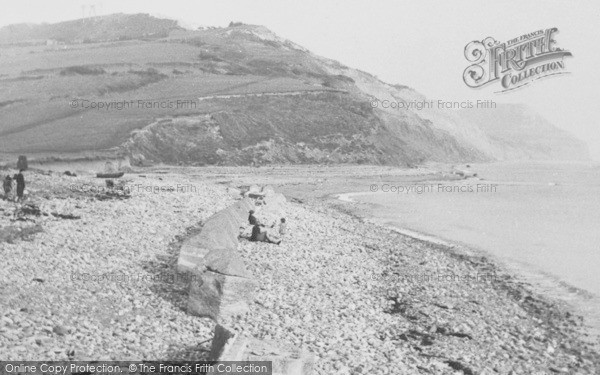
2 0 599 159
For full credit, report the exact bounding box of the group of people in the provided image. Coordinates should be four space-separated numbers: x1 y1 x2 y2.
2 169 26 202
248 210 286 245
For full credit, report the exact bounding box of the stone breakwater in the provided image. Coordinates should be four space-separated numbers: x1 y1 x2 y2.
181 198 258 321
176 185 315 374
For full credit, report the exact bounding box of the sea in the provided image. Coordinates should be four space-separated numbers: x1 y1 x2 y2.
343 161 600 338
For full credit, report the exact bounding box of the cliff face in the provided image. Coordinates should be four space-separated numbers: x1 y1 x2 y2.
0 14 586 165
458 104 590 161
123 94 482 166
316 61 588 162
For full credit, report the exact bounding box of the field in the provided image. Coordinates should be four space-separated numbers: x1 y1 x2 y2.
0 33 338 155
0 19 503 166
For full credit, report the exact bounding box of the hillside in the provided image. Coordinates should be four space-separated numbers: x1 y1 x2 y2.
459 104 590 161
0 13 182 45
0 14 587 166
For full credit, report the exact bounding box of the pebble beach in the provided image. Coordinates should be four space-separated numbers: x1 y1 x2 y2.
1 167 599 374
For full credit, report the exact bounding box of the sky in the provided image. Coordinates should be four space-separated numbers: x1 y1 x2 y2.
2 0 599 159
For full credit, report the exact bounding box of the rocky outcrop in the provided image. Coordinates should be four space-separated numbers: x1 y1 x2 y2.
121 93 485 167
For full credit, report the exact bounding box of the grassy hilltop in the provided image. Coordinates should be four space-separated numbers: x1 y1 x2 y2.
0 14 588 165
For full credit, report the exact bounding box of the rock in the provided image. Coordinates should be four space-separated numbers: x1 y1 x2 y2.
35 336 53 346
202 249 252 278
52 325 69 336
549 367 569 373
259 192 287 222
188 270 257 322
210 324 238 360
15 203 42 217
209 324 315 375
229 198 255 223
177 200 252 274
227 187 242 198
261 185 276 196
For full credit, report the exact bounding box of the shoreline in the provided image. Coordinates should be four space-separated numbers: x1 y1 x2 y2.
331 189 600 351
1 164 599 373
295 194 600 373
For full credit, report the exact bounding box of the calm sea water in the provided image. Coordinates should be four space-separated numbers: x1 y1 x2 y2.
350 161 600 333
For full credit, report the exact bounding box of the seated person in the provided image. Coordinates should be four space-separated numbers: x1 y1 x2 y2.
248 210 258 225
250 222 281 245
278 218 287 236
250 223 264 241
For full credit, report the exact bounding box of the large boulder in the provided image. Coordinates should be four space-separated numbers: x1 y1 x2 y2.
258 192 287 224
209 324 237 360
202 248 252 278
226 187 242 199
200 210 241 246
263 191 287 208
177 199 253 274
224 198 254 225
209 325 315 375
179 198 257 321
177 231 224 275
188 268 257 321
261 185 276 196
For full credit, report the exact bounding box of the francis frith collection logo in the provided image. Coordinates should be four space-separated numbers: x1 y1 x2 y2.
463 28 572 92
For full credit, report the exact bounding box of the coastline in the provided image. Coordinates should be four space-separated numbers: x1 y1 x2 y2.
332 172 600 336
302 192 600 373
332 189 600 348
1 165 599 374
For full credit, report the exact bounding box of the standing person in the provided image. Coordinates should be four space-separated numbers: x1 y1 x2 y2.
3 175 12 200
14 169 25 202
